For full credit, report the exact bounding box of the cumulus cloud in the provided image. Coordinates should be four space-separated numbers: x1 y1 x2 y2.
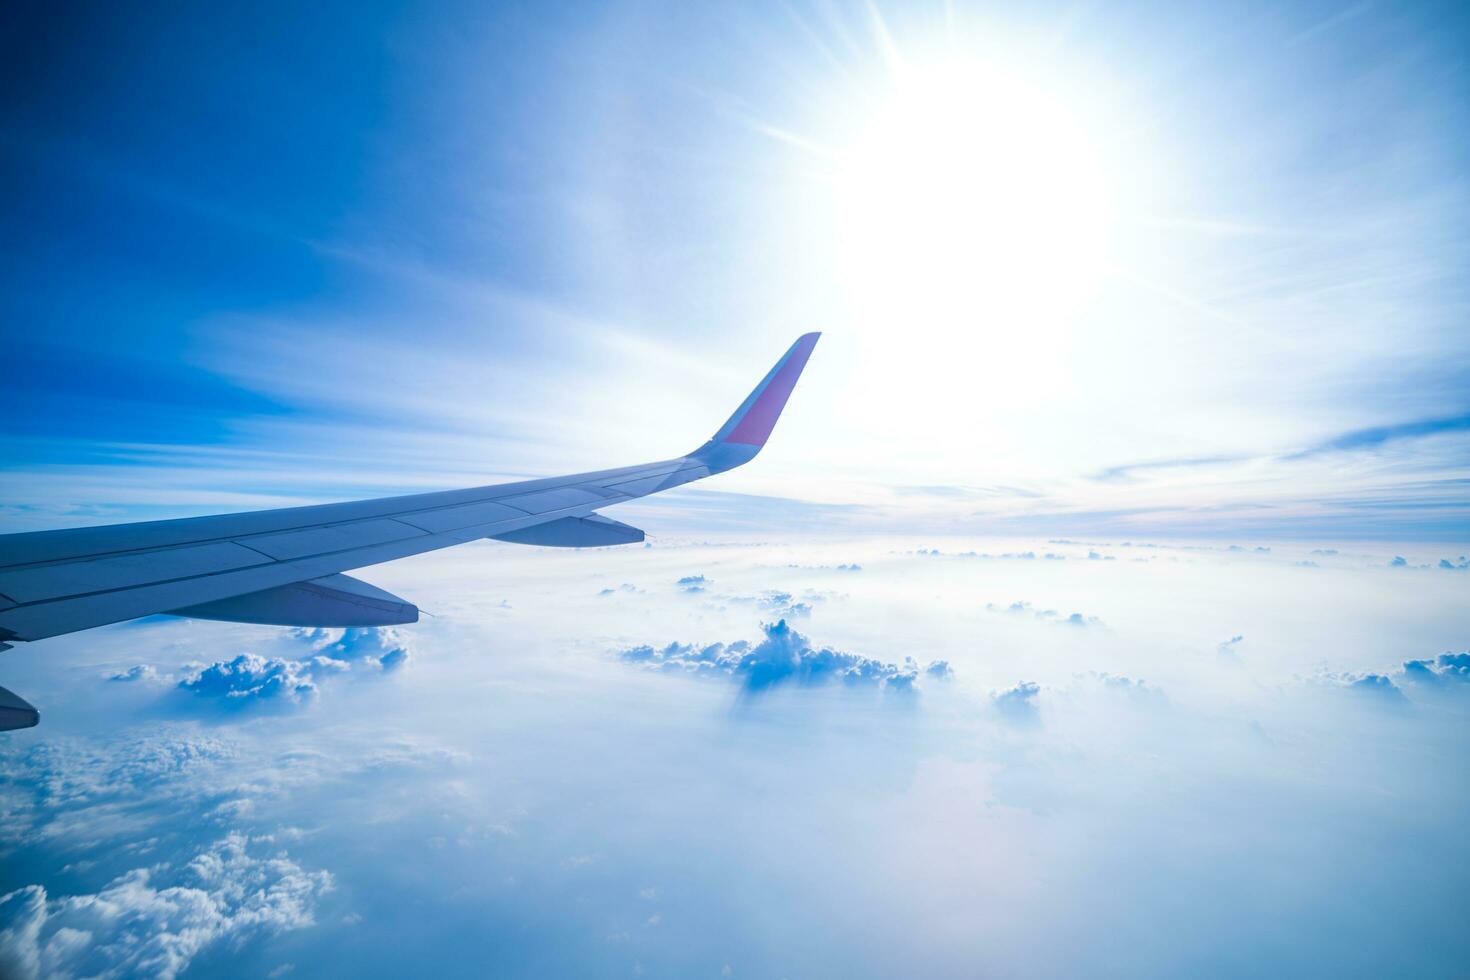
169 629 412 710
0 732 240 849
1348 673 1407 703
986 601 1104 628
1217 635 1245 658
725 590 817 618
1096 674 1166 704
618 620 946 694
1401 652 1470 687
0 833 332 980
292 627 412 671
992 682 1040 726
1318 652 1470 707
179 654 341 706
598 583 642 596
109 665 158 683
676 575 709 593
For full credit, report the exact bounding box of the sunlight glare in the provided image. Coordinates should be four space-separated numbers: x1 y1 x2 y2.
833 60 1111 370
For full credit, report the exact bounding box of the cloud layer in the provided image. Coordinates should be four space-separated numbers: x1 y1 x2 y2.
0 833 331 980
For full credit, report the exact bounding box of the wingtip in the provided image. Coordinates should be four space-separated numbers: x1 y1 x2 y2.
705 333 820 454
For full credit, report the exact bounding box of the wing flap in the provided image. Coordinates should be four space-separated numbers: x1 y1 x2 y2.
170 572 418 627
491 514 644 548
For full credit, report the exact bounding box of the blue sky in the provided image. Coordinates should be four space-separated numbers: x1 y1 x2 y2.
2 0 1467 539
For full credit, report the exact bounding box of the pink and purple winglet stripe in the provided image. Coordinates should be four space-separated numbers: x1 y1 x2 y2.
713 332 821 448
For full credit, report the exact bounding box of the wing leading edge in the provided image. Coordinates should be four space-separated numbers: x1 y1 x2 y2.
0 333 821 654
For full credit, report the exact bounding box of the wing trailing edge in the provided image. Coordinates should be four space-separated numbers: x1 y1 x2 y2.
169 573 418 627
491 514 644 548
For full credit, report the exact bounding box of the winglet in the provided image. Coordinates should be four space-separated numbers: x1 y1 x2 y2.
694 333 820 473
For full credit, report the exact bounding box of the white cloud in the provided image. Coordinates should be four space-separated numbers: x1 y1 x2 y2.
178 653 334 705
108 665 158 683
992 681 1041 726
618 619 946 694
0 833 331 980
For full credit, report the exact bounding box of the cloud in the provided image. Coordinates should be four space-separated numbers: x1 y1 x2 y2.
178 654 340 706
292 627 413 671
986 601 1104 628
1319 652 1470 706
1401 652 1470 688
676 575 709 593
0 833 331 980
1096 674 1166 703
166 628 412 710
1217 635 1244 658
726 590 818 618
618 620 946 694
1286 412 1470 460
0 732 241 849
1438 557 1468 570
992 682 1041 726
109 665 158 683
598 583 642 596
1347 673 1408 703
1090 455 1241 484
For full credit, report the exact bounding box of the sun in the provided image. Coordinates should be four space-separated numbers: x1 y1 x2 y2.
832 59 1111 346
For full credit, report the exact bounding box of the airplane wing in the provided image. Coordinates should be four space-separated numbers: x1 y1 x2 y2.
0 333 820 727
